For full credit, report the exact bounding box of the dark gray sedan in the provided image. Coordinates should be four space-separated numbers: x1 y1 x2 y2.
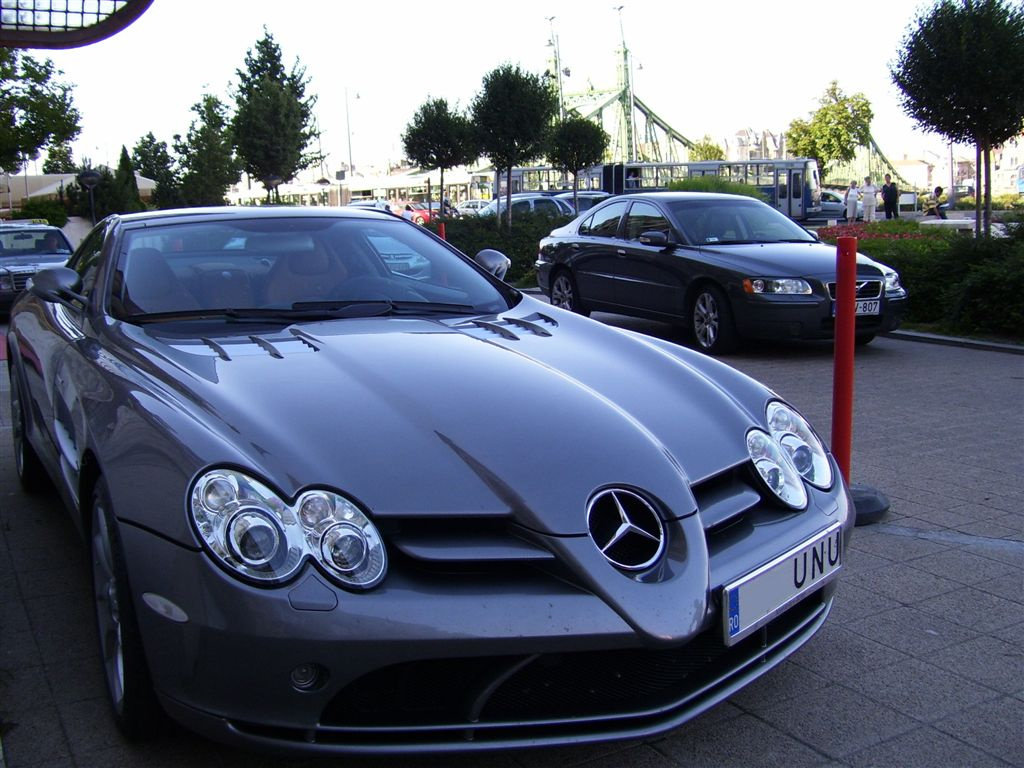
7 206 853 755
536 192 907 354
0 221 73 312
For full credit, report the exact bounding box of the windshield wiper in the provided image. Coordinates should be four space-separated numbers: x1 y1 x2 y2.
128 300 484 324
290 299 482 317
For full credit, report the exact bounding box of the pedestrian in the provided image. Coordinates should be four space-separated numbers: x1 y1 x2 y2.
861 176 878 222
843 180 859 222
402 204 414 221
925 186 948 219
880 173 899 219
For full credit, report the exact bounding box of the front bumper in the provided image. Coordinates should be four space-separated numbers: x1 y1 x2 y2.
122 478 853 755
732 291 907 342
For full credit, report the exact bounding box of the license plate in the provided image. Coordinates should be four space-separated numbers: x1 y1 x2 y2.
833 299 880 316
722 522 843 645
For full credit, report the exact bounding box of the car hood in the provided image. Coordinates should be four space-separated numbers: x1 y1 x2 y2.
0 254 67 272
116 297 772 538
692 241 886 278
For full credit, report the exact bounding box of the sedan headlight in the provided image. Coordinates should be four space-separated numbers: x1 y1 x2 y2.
882 268 903 293
766 402 833 490
743 278 813 295
190 469 387 590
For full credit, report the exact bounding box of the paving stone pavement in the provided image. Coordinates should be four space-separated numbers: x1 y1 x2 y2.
1 322 1022 768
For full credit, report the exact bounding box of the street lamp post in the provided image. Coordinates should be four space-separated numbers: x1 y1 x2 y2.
78 169 101 225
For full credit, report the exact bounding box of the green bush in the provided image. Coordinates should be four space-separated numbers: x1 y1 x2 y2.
428 212 572 286
17 198 69 228
667 176 768 201
953 194 1024 211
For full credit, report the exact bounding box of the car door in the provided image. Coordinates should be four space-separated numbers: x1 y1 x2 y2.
569 200 629 306
44 222 109 502
614 201 686 316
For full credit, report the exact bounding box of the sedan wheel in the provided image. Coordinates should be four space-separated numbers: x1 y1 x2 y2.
91 479 162 739
690 285 738 355
550 271 589 316
10 374 48 492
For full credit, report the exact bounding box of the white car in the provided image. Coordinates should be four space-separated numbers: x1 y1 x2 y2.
455 199 490 216
819 189 863 221
479 194 573 217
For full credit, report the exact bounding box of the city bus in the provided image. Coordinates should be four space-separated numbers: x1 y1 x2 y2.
1016 164 1024 196
499 159 822 220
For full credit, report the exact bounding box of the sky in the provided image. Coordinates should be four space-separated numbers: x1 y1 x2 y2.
35 0 961 177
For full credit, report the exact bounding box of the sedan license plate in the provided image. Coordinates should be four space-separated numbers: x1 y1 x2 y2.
722 522 843 646
833 299 880 316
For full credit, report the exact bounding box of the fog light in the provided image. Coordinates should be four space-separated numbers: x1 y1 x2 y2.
290 662 326 691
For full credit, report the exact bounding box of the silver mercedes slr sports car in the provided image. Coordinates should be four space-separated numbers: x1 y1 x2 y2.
6 206 853 756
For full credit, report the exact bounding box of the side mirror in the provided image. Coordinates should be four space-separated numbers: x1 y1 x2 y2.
30 266 86 305
473 248 511 281
638 230 669 247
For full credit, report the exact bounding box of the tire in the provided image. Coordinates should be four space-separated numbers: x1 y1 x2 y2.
549 270 589 316
689 284 738 355
855 333 876 346
9 372 49 492
91 478 164 739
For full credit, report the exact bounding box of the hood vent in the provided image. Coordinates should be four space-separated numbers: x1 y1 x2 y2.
456 312 558 342
196 328 323 361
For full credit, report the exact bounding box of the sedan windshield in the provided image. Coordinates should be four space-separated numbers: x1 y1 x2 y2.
113 217 510 321
666 199 816 245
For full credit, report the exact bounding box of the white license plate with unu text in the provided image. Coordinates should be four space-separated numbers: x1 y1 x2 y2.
722 522 843 645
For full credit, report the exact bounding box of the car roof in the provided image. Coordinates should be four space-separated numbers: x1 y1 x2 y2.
109 206 401 228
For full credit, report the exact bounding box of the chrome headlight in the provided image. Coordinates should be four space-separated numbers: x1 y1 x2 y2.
190 469 387 590
882 267 903 293
766 402 833 490
746 429 807 509
744 277 813 295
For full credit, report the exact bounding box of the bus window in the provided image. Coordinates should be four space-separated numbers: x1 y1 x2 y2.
792 172 802 198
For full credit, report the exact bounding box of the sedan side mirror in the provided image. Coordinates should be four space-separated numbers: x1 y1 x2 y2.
30 266 86 306
473 248 511 281
638 231 670 248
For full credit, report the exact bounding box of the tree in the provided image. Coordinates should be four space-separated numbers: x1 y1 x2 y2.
471 64 558 229
689 134 726 162
132 132 182 209
42 141 76 173
785 82 873 180
402 98 479 218
0 49 80 172
175 94 242 207
232 30 321 203
545 115 609 213
110 145 145 214
891 0 1024 236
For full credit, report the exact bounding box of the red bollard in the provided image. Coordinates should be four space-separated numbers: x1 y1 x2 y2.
831 236 857 484
438 222 446 241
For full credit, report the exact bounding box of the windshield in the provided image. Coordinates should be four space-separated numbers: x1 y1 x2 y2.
113 216 511 322
666 199 815 245
0 227 73 258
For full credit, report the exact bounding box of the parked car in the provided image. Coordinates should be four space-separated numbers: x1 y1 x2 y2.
479 193 574 217
8 205 853 755
554 190 612 213
455 199 490 216
345 199 396 215
396 201 433 225
818 189 863 220
537 192 907 354
0 220 73 312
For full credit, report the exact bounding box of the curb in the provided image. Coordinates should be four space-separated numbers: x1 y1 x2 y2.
886 329 1024 355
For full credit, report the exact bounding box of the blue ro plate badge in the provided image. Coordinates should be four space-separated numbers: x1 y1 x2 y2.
723 522 843 646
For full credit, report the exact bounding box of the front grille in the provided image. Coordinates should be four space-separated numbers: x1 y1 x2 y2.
228 590 829 749
826 280 882 300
